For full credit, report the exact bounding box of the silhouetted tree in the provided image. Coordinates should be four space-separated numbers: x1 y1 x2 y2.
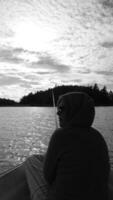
19 84 113 106
0 98 18 106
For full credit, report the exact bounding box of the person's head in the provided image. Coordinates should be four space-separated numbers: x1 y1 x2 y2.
57 92 95 128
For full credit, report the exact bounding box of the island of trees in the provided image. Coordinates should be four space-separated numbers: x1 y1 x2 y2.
0 84 113 107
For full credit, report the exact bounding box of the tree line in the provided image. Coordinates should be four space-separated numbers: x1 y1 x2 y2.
0 98 18 106
0 84 113 106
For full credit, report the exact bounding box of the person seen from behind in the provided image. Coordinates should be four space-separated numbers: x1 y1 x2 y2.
43 92 110 200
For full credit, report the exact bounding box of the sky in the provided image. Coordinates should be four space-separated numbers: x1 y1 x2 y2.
0 0 113 101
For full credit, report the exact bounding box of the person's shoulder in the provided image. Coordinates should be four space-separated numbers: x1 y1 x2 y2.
90 127 103 137
53 127 64 136
89 127 107 145
51 127 68 141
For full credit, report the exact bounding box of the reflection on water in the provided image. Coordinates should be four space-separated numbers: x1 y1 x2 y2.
0 107 56 173
94 107 113 169
0 106 113 173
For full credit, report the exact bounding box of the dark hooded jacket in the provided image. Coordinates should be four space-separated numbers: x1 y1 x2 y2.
43 92 110 200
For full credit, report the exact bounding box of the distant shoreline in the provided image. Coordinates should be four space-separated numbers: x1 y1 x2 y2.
1 84 113 107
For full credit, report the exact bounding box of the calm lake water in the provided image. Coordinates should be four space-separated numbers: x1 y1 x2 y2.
0 106 113 174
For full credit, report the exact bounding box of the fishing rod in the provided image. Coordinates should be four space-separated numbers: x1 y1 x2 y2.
52 89 58 129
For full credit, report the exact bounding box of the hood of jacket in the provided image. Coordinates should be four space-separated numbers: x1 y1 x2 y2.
57 92 95 128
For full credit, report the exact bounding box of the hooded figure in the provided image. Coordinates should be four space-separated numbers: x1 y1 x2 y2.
43 92 110 200
57 92 95 127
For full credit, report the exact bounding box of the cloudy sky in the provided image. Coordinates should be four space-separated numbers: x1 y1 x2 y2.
0 0 113 101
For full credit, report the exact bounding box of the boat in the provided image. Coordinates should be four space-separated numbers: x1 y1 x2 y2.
0 163 113 200
0 164 31 200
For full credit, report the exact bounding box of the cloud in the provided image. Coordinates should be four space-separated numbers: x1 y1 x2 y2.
0 27 14 38
0 71 42 88
0 47 25 64
20 80 41 88
12 48 26 54
0 47 70 76
100 41 113 48
31 55 70 73
76 68 91 74
0 47 40 65
0 72 45 100
101 0 113 8
94 70 113 75
0 74 23 86
62 78 82 84
36 71 55 75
